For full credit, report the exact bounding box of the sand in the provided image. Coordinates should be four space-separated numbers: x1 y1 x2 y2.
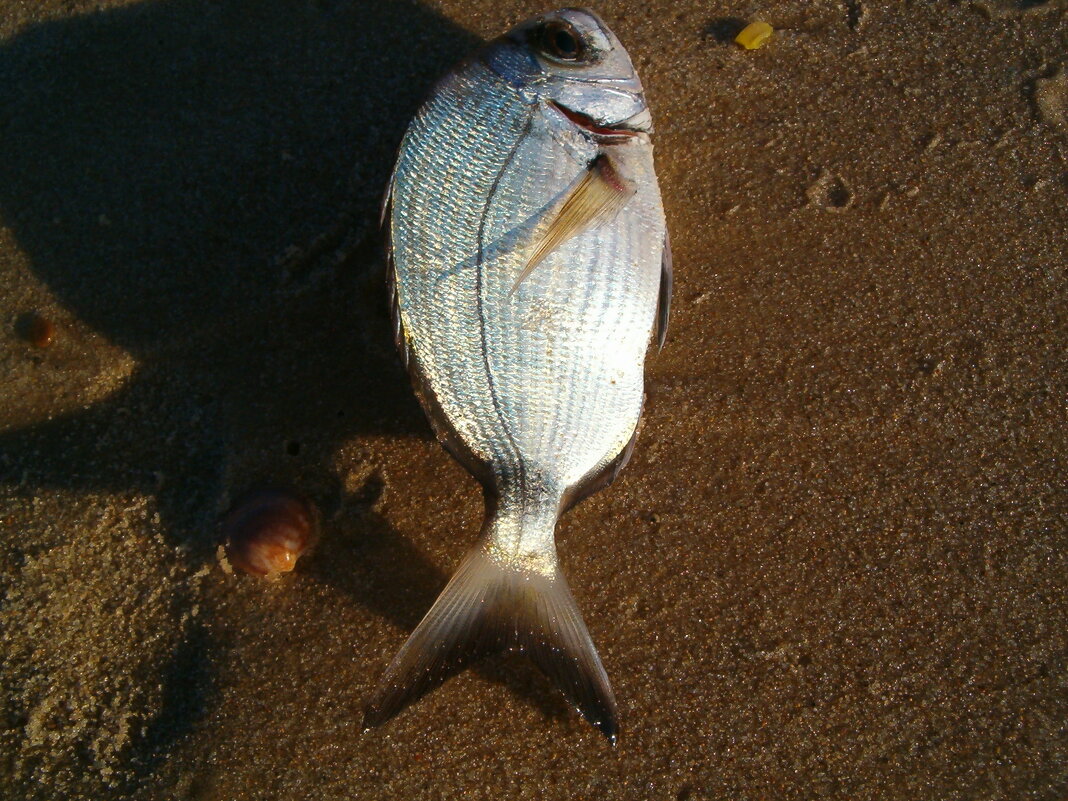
1 0 1066 798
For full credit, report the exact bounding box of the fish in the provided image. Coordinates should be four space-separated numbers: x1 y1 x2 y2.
365 7 670 743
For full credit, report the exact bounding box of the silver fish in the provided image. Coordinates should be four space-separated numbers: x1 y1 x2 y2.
365 7 670 742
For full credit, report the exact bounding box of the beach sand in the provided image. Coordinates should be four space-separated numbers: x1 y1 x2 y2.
1 0 1066 798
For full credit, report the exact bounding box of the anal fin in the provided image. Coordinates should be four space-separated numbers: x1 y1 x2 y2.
656 230 673 350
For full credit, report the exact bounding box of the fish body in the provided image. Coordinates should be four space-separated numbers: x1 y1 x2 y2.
366 8 670 742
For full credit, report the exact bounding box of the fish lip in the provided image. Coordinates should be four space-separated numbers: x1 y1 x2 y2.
549 100 649 141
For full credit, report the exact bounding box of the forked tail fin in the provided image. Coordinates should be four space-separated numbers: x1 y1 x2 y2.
363 544 618 742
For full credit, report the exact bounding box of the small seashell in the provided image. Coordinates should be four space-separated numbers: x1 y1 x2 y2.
222 489 318 577
735 21 773 50
18 312 56 348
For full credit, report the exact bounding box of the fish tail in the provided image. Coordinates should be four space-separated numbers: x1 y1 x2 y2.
363 542 618 742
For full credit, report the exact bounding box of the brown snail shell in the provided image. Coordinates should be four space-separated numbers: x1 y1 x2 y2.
18 311 56 348
222 488 318 577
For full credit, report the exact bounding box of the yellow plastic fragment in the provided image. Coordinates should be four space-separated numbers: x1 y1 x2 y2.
735 21 773 50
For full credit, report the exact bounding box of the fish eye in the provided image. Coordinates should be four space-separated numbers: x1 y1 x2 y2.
540 20 586 62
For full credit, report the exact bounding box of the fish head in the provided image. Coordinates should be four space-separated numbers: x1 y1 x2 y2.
484 8 652 135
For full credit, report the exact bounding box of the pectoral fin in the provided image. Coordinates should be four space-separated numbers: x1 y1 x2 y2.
510 153 636 295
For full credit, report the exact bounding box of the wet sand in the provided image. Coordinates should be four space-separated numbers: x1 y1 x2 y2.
1 1 1066 798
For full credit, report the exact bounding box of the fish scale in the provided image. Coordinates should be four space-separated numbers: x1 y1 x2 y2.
367 8 669 742
407 71 531 466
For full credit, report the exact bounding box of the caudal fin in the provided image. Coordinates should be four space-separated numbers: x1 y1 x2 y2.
363 545 618 742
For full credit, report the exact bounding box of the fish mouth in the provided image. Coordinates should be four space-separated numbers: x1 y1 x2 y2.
549 100 649 142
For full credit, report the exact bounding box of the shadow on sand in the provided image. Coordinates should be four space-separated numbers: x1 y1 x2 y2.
0 0 569 790
0 0 477 541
